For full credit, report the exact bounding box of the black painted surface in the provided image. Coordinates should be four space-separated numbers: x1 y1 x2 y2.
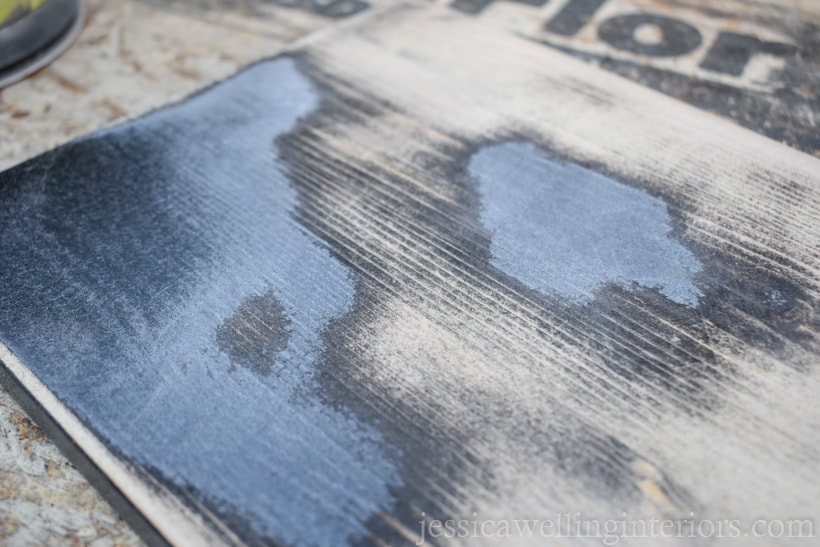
0 57 400 546
449 0 820 155
597 14 702 58
0 43 817 546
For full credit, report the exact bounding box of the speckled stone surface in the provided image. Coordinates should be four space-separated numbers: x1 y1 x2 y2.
0 389 141 545
0 0 358 171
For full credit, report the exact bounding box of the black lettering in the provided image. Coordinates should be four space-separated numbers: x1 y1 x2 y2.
598 14 702 57
272 0 369 18
312 0 370 18
700 32 797 76
544 0 606 36
451 0 548 16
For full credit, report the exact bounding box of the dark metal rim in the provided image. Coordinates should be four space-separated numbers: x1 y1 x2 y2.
0 0 84 89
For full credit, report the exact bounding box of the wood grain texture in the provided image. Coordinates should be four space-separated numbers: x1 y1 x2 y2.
440 0 820 155
0 2 819 545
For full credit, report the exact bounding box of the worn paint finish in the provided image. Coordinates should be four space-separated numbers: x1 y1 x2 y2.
216 290 292 377
470 141 702 306
439 0 820 155
0 4 818 546
0 58 399 545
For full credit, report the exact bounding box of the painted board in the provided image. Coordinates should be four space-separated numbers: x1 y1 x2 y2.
438 0 820 156
1 2 819 545
4 0 818 175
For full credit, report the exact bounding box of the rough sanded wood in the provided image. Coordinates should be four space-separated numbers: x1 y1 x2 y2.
0 2 818 545
438 0 820 155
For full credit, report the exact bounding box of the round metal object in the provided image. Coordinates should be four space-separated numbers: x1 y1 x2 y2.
0 0 83 88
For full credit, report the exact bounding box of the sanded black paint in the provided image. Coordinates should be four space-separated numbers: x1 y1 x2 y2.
449 0 548 16
0 49 816 547
597 14 702 57
135 0 819 155
543 0 607 37
535 40 820 154
0 57 400 546
483 0 818 155
216 291 292 377
699 32 797 76
277 61 817 543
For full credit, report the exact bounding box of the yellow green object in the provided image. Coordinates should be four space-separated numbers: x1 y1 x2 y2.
0 0 81 87
0 0 48 27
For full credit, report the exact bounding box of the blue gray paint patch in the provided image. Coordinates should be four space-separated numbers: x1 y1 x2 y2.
0 58 398 545
470 141 703 306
